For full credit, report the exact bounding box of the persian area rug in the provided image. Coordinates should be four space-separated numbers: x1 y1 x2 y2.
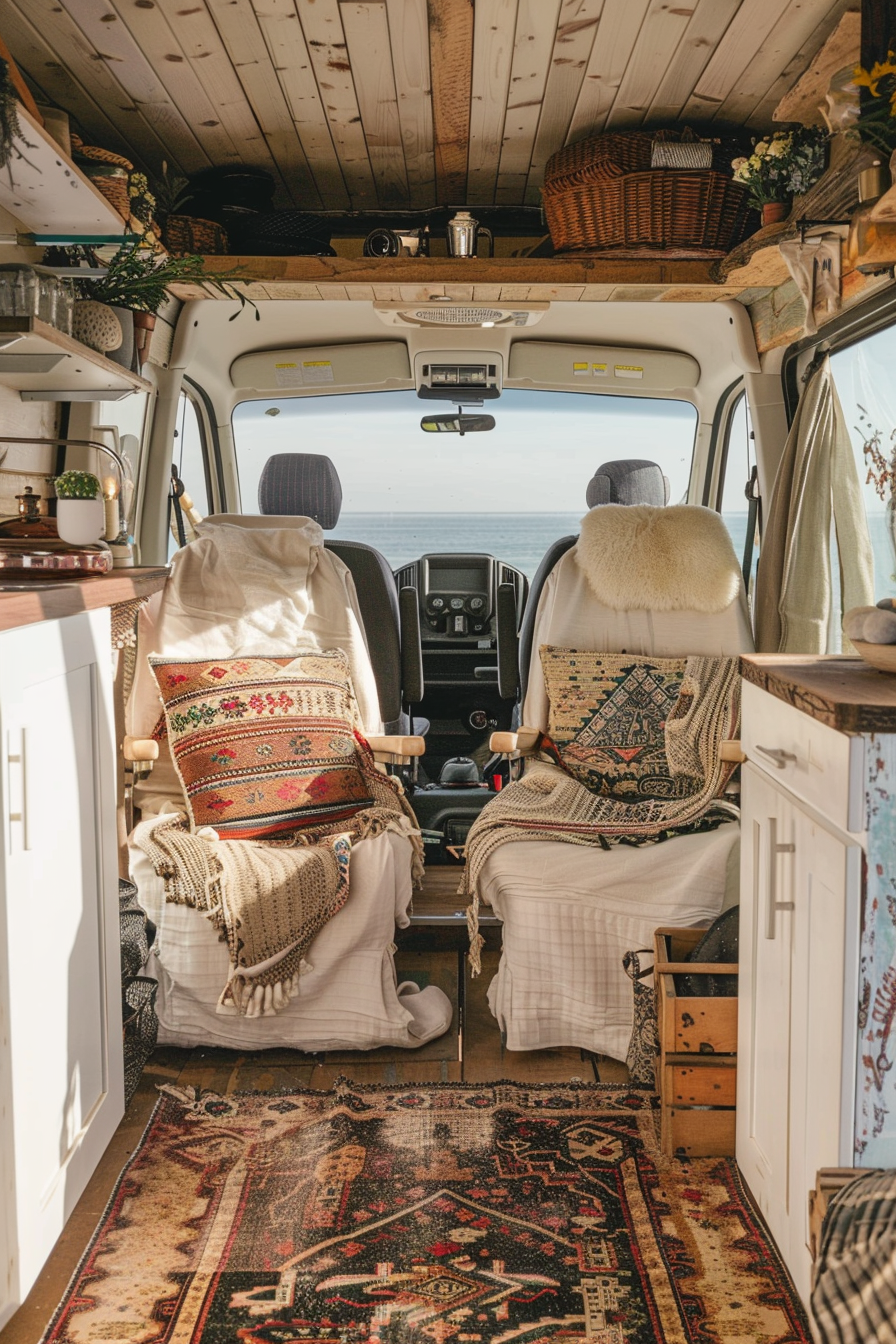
43 1082 811 1344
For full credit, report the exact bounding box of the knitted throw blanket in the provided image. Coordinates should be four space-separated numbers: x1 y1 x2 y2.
135 763 422 1017
463 654 740 974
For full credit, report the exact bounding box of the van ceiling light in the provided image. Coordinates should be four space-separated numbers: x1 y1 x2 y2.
374 301 548 328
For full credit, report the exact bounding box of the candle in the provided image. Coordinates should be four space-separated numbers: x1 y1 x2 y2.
102 476 120 541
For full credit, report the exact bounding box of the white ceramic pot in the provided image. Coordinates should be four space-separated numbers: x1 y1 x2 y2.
56 497 106 546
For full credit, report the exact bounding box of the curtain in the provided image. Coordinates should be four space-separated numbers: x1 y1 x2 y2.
755 356 874 654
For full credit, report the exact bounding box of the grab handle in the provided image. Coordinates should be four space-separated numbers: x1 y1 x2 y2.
765 815 795 939
755 744 797 769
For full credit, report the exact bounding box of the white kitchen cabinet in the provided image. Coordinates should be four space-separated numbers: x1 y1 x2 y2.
0 608 123 1328
738 671 865 1306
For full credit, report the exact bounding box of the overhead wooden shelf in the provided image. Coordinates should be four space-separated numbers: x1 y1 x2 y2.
168 254 770 305
0 317 151 400
0 106 128 239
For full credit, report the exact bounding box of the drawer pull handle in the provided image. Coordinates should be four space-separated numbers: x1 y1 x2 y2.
765 815 795 940
755 744 797 769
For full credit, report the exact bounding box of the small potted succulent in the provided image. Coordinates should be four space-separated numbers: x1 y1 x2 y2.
54 470 105 546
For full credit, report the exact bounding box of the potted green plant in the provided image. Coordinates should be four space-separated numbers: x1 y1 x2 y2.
731 128 829 225
74 241 257 369
54 470 105 546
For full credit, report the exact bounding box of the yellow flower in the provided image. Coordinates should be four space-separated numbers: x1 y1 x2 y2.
854 55 896 98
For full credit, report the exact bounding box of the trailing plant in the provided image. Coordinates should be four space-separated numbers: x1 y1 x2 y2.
77 241 259 320
852 54 896 155
731 128 828 209
127 172 156 229
54 470 101 500
0 58 22 170
150 160 191 220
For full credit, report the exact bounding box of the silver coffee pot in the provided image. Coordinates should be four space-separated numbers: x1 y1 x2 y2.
446 211 493 258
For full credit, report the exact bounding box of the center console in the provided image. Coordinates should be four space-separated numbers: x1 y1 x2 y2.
394 552 528 777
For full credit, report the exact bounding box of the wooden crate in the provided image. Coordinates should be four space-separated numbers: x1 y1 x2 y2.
654 925 738 1158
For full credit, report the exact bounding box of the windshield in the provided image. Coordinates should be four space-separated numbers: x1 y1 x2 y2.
232 389 698 577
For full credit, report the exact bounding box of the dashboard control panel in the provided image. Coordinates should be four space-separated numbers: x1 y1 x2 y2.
420 554 493 637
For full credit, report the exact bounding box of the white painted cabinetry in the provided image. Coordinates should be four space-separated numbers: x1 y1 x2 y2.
0 608 123 1329
738 679 862 1306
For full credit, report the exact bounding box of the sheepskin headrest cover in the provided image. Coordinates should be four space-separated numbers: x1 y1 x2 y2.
575 504 742 613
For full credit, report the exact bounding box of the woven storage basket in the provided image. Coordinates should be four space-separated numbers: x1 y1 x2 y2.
164 214 229 255
82 166 131 221
543 133 752 253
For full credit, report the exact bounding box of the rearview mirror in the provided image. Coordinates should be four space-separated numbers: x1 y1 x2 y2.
420 414 496 435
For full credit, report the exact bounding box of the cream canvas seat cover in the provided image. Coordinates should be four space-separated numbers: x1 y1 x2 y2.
478 504 754 1060
126 515 451 1051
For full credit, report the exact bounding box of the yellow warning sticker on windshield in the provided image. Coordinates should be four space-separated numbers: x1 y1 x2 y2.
614 364 644 379
302 360 334 384
572 362 589 375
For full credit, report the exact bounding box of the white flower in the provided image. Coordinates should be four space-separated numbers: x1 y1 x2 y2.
731 156 748 171
754 140 770 156
766 139 787 157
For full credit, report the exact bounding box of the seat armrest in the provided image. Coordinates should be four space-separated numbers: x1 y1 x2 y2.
123 737 159 764
367 734 426 762
489 727 541 757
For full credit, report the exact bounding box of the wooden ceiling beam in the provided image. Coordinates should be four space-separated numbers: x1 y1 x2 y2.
428 0 474 204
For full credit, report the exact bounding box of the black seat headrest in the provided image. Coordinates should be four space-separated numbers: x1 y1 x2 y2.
257 453 343 528
586 459 670 508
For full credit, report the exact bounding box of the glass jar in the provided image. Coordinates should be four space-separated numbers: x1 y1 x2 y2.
52 278 74 335
37 273 59 327
0 265 39 318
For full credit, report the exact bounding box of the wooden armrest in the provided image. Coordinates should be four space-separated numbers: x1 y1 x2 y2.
720 739 746 763
489 727 541 756
123 737 159 763
367 734 426 758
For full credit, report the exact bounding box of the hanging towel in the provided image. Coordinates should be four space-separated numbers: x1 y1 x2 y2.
755 357 874 654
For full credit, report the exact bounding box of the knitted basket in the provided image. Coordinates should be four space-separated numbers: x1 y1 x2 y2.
70 133 133 170
82 165 131 221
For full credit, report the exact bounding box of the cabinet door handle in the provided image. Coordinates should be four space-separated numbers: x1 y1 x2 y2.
6 728 27 854
755 744 797 769
765 815 795 939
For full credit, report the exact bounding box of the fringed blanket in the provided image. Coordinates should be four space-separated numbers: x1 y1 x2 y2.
463 654 740 973
135 764 422 1017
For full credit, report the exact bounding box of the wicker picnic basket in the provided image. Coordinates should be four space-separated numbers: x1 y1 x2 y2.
542 131 753 254
70 134 134 221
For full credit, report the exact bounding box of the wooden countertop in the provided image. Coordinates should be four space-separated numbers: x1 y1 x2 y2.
0 567 168 633
741 654 896 733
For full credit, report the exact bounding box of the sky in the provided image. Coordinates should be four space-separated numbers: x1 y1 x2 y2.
231 388 698 514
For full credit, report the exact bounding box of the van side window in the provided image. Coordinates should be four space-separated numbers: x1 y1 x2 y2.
175 391 210 515
830 331 896 608
169 392 210 558
718 392 758 597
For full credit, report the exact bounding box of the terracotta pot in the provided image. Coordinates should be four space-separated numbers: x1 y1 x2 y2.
761 200 788 226
132 311 156 367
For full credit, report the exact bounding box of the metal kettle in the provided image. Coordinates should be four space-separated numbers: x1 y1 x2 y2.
446 211 493 258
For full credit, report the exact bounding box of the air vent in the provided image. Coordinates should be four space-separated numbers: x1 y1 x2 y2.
375 301 548 329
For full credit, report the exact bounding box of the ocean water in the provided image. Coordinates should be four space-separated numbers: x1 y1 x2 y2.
329 511 754 580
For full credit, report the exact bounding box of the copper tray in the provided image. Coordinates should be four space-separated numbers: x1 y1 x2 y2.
0 541 112 576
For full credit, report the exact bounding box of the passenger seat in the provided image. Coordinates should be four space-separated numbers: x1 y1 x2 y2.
257 452 422 733
508 459 670 704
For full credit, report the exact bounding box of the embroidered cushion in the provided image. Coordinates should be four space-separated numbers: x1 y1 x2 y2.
539 648 701 801
149 652 374 839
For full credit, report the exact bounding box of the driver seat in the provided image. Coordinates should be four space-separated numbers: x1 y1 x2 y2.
258 452 422 733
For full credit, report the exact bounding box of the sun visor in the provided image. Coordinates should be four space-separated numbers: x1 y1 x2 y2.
230 342 412 392
507 343 700 392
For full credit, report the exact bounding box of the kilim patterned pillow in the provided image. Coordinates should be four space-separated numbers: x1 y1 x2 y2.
539 647 701 801
149 652 374 839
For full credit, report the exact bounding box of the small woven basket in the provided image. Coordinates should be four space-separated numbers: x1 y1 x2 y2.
543 132 752 254
164 214 229 255
83 166 131 221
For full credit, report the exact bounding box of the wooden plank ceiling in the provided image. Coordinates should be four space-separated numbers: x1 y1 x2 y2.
4 0 855 213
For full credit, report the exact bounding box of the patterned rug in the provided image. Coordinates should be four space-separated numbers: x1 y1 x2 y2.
42 1081 811 1344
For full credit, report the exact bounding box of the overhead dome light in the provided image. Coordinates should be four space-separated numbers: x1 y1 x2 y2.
374 301 549 328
